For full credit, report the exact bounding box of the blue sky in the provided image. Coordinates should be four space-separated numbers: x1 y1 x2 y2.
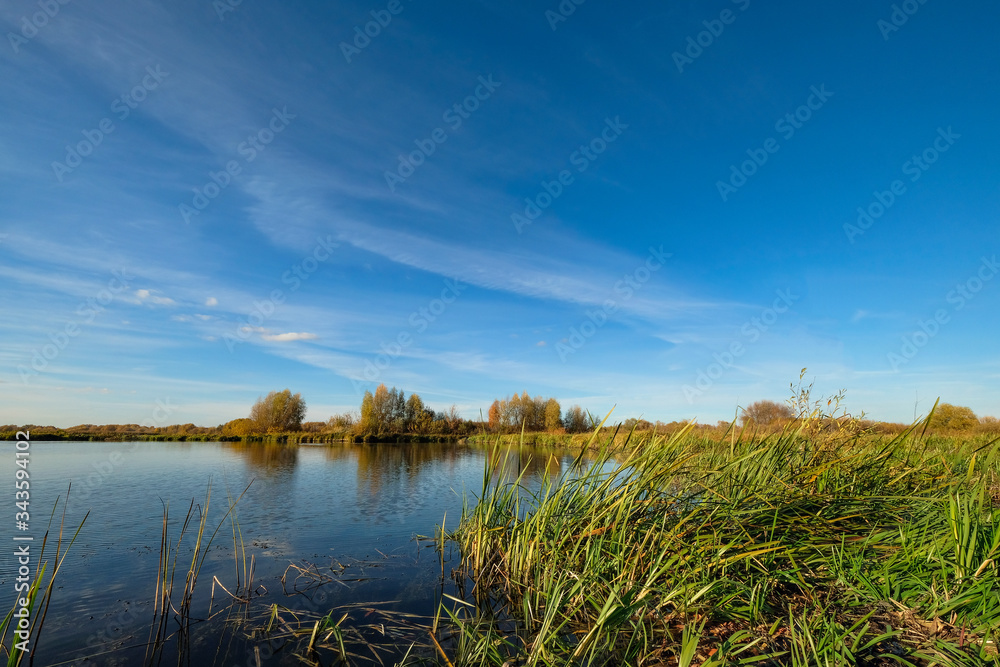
1 0 998 427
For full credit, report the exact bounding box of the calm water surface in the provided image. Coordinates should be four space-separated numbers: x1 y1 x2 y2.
0 440 577 666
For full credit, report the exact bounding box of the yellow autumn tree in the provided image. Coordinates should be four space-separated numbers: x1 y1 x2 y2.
930 403 978 431
249 389 307 433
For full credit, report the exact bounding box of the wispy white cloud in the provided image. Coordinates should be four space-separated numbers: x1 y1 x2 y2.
335 220 719 319
260 332 318 343
135 289 176 306
851 309 902 324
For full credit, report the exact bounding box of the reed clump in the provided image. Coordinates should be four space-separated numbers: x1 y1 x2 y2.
444 420 1000 666
0 489 88 667
145 480 256 665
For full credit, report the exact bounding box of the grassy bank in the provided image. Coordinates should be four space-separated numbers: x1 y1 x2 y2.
0 430 462 444
0 430 236 442
464 423 1000 452
441 423 1000 666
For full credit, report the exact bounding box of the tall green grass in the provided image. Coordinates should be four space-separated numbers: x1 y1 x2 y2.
440 419 1000 666
0 489 88 667
145 480 254 665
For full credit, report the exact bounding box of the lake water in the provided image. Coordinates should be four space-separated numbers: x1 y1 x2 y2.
0 440 578 666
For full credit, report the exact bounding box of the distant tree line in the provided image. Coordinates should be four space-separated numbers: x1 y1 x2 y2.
215 385 472 439
736 398 990 435
342 384 470 437
6 386 995 443
486 392 592 433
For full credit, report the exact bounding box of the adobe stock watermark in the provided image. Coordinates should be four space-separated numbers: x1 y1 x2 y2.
556 246 671 362
74 398 177 502
7 0 72 54
843 126 959 244
512 117 628 234
545 0 587 31
887 255 997 371
223 235 339 351
179 107 295 224
351 278 466 392
673 0 751 74
878 0 930 40
340 0 415 63
51 66 169 182
18 268 135 384
717 84 834 202
682 288 800 403
385 75 501 192
213 0 245 21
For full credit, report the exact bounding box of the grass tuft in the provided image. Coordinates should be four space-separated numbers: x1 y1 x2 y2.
440 418 1000 666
